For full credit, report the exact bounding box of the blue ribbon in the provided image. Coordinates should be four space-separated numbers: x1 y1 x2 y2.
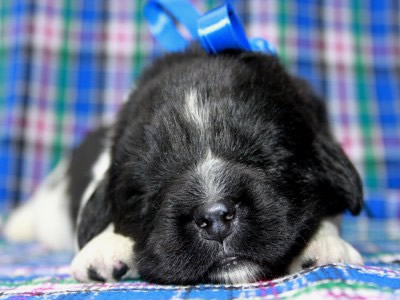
144 0 277 55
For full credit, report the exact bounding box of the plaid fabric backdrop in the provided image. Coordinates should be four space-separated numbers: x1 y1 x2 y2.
0 0 399 217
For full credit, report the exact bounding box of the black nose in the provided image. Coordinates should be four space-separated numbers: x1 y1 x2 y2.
193 200 236 243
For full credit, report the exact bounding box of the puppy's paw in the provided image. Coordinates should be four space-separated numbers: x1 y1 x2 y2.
71 228 137 282
288 220 363 273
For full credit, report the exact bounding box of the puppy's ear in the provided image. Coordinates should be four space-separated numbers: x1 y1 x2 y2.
77 177 112 248
289 74 363 216
314 135 363 216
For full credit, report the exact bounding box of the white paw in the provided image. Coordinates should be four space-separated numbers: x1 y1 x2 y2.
288 219 363 273
71 226 137 282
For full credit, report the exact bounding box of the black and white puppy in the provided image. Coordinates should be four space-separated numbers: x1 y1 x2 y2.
4 47 364 285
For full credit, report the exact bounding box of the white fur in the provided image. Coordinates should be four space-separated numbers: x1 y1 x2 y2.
288 217 363 273
4 159 74 250
5 147 111 252
185 89 209 130
71 223 137 282
185 90 225 200
212 262 260 284
196 149 225 201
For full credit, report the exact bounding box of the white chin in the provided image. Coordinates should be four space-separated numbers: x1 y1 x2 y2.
210 261 261 284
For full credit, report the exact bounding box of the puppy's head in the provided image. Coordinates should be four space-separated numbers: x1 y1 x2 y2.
107 50 363 284
132 154 309 284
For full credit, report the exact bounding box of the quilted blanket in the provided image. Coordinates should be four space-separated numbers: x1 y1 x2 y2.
1 217 399 299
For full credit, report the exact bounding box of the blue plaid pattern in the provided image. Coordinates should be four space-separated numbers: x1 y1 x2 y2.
0 1 399 217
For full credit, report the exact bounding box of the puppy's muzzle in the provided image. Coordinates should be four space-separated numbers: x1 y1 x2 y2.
193 200 236 243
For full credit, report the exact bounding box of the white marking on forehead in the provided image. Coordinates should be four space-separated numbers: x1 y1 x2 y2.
185 89 209 129
196 150 224 201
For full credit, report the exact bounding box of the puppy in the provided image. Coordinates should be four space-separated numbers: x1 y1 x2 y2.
4 46 364 285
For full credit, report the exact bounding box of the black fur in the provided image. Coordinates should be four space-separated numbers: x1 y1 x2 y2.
77 177 112 249
68 127 109 224
76 47 363 284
